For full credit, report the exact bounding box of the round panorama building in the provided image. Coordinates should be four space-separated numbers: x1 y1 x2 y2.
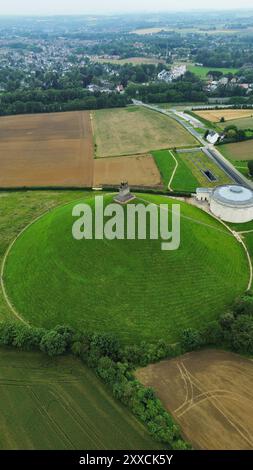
196 185 253 223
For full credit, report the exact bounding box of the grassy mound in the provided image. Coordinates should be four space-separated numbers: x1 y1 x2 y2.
4 194 248 344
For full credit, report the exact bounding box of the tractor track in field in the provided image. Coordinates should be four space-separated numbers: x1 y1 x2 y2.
174 362 253 448
28 387 77 449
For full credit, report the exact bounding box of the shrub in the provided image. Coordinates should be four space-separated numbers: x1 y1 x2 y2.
233 295 253 317
123 344 145 366
219 312 235 330
230 315 253 354
201 321 223 345
53 325 75 348
90 333 121 362
96 356 119 385
12 324 45 350
248 161 253 177
0 321 18 346
40 330 67 356
181 328 203 351
71 331 92 358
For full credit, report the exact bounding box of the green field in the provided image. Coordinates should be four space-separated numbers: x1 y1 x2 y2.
92 107 197 157
152 150 176 189
3 193 248 345
219 141 253 161
187 65 238 79
153 150 199 191
218 143 253 183
0 348 161 450
180 150 233 187
219 116 253 130
153 149 232 191
227 160 252 179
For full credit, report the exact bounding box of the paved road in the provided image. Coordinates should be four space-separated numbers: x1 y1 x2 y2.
133 99 253 189
205 145 253 190
171 110 205 129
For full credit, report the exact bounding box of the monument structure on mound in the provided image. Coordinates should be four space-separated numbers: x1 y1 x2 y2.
114 181 136 204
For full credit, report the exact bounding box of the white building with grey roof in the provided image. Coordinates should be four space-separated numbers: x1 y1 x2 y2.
196 185 253 223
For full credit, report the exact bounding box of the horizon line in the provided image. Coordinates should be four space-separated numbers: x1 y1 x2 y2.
0 8 253 17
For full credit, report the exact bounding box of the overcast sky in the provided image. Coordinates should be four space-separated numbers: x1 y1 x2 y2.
0 1 252 15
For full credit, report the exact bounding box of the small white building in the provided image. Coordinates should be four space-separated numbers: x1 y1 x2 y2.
206 130 220 145
219 77 229 86
196 185 253 223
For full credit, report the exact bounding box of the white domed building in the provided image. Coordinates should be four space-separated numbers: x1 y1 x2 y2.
196 185 253 223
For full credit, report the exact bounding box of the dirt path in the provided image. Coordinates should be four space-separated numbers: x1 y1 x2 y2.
168 151 178 191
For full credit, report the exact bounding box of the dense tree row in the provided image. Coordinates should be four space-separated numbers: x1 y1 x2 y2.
0 88 129 116
181 294 253 355
0 71 209 116
126 72 207 103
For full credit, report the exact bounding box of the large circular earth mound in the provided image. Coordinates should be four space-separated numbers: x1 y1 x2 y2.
4 194 248 344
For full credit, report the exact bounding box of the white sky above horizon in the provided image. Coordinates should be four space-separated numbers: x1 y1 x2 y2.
0 1 253 16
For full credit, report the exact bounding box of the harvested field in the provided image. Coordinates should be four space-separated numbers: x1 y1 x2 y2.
195 109 253 123
219 141 253 161
0 111 94 188
92 107 197 157
136 349 253 450
93 155 162 187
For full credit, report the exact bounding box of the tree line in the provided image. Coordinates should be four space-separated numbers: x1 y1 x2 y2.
0 88 129 116
181 294 253 355
125 72 207 104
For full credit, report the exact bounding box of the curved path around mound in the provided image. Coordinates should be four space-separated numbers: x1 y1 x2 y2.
1 193 250 344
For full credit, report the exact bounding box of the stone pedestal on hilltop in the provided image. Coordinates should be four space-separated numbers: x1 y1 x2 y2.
114 182 136 204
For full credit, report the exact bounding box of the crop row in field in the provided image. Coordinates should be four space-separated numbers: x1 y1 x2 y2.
0 348 159 450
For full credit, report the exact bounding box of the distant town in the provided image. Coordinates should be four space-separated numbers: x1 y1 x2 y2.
0 12 253 113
